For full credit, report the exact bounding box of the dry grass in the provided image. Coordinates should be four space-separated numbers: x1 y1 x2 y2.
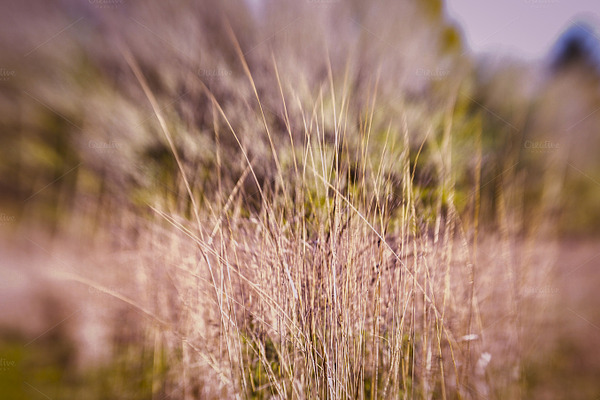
53 42 557 399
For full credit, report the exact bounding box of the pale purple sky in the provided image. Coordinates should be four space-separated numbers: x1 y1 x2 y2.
445 0 599 60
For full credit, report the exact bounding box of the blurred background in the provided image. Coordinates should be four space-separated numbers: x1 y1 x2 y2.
1 0 599 398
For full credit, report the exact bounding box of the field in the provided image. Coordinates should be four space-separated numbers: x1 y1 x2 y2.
1 1 600 399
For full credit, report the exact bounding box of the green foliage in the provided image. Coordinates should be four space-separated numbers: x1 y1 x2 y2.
0 330 167 400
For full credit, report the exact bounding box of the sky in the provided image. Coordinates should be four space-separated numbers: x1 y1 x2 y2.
444 0 599 60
